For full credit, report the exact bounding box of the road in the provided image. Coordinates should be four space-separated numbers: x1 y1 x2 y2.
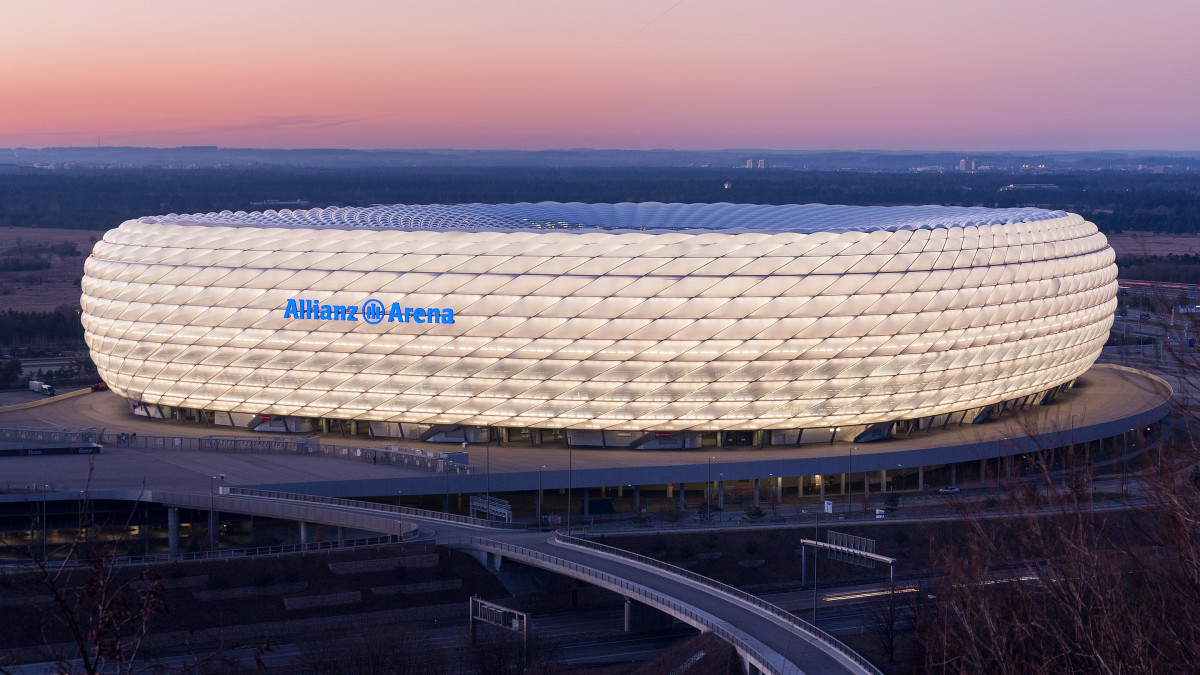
7 608 699 674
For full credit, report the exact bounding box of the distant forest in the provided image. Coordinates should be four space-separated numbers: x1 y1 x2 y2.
1 167 1199 233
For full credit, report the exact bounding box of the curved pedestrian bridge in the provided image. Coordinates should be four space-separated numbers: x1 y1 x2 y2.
149 488 880 675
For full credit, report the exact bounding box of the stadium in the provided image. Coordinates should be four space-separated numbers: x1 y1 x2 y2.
80 202 1118 450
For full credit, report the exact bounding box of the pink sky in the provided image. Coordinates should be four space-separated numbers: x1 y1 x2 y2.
2 0 1197 150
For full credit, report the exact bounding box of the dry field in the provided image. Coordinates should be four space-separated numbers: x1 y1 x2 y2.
0 227 102 312
1106 233 1200 257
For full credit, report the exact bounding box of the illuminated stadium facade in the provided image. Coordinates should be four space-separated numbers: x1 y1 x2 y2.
81 203 1117 448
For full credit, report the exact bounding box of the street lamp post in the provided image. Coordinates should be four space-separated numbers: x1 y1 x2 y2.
485 426 491 518
209 475 217 552
537 465 545 526
706 457 715 520
41 484 49 561
846 445 855 514
567 440 574 536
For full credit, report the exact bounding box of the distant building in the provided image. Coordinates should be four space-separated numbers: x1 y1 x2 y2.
999 184 1062 192
756 159 765 169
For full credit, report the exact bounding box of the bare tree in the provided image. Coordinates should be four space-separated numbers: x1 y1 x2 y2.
14 487 168 675
915 430 1200 674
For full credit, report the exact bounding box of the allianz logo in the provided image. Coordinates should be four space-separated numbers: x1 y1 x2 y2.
283 298 455 325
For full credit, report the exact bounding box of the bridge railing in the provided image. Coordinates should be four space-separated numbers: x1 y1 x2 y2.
316 443 476 474
445 536 792 675
1 426 101 444
225 487 523 529
555 531 883 675
0 534 403 569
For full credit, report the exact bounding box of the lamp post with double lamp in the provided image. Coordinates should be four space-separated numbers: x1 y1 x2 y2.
41 484 49 561
485 426 491 519
706 456 715 520
537 465 545 526
209 474 224 552
566 439 574 536
846 445 855 514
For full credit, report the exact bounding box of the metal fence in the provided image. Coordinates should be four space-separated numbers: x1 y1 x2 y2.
225 487 523 530
554 531 883 675
0 427 101 444
99 433 316 455
0 534 406 570
446 536 799 675
91 431 475 474
317 442 475 474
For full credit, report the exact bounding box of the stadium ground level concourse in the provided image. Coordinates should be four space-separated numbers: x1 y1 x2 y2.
58 364 1171 511
131 365 1132 453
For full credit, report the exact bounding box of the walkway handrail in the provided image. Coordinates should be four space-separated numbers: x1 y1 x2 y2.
445 536 792 675
0 534 403 569
226 487 524 529
554 532 884 675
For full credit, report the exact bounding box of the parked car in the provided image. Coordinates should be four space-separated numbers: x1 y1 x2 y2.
938 486 961 495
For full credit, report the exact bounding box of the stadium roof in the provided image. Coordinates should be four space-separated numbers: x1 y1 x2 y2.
140 202 1072 235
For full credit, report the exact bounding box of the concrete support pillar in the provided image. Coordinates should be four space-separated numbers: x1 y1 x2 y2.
951 463 957 486
617 485 624 497
979 459 985 482
633 486 642 513
841 473 848 495
864 473 870 504
624 597 673 632
717 481 725 509
819 476 825 502
880 469 887 494
167 507 179 558
667 484 674 499
918 466 925 491
336 526 344 546
208 506 218 552
299 521 309 547
583 488 590 516
679 483 686 510
753 478 760 507
536 486 543 524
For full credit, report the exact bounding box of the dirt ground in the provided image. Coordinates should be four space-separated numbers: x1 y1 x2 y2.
1106 233 1200 257
0 228 102 312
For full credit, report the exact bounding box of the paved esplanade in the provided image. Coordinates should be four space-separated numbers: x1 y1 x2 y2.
0 364 1173 498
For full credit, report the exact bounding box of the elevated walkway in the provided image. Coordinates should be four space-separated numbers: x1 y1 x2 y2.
145 488 878 675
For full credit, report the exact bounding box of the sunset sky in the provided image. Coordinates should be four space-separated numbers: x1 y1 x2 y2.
2 0 1197 151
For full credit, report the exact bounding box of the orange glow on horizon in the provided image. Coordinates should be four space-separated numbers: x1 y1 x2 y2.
2 0 1198 150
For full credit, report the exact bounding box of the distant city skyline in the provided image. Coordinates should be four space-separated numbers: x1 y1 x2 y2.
2 1 1198 151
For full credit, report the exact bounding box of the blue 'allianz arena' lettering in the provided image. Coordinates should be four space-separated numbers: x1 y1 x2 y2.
284 298 454 324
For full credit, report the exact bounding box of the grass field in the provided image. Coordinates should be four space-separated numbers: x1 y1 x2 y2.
0 227 101 312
